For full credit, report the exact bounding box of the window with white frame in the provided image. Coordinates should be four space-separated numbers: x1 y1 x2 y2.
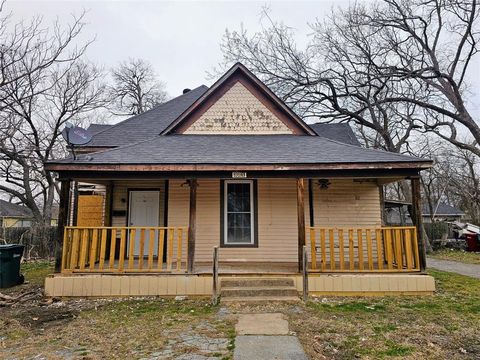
223 180 255 245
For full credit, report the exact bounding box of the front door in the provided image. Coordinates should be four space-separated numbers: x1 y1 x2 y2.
128 190 160 256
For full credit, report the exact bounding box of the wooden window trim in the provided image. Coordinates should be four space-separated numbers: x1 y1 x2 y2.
220 179 258 248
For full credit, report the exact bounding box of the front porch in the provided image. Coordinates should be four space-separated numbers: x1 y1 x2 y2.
46 174 434 297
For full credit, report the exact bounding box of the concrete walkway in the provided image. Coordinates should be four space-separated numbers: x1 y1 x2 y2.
233 313 308 360
427 257 480 279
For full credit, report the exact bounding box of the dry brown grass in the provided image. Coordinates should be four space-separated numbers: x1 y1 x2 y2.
430 249 480 264
1 263 479 359
1 263 235 359
224 270 480 360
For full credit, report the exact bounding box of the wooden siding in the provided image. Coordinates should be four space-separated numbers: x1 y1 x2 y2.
111 180 166 227
183 82 293 134
105 178 382 265
167 178 382 263
305 179 382 263
167 179 299 263
44 273 435 297
311 179 381 227
45 274 213 297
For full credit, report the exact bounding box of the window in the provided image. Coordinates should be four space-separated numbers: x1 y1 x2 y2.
222 180 257 246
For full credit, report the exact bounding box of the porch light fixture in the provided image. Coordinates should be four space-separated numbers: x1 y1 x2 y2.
317 179 331 190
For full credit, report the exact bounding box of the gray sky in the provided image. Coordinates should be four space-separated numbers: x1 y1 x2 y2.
6 0 342 97
5 0 480 117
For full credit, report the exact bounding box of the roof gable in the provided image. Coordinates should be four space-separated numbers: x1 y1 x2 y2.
184 81 293 134
162 63 315 135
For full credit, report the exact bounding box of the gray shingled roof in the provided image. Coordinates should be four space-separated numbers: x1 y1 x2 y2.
87 124 112 135
0 199 33 217
309 123 361 146
423 203 464 216
84 85 209 147
52 135 428 165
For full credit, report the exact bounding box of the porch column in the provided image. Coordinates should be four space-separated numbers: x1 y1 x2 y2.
411 177 427 272
104 181 113 226
54 179 70 273
297 178 306 272
187 179 197 273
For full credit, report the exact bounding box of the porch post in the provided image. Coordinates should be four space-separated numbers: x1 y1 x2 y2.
297 178 306 272
411 177 427 272
104 181 113 226
379 184 386 226
187 179 197 273
54 179 70 273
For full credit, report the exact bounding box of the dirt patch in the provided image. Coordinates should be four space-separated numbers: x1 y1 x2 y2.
1 297 236 360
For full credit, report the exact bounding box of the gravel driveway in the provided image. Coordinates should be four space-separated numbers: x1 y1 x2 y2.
427 257 480 279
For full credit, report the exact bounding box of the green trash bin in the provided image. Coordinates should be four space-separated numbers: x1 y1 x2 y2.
0 244 25 288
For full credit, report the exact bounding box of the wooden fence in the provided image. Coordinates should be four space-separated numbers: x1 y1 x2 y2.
62 226 187 273
307 226 420 272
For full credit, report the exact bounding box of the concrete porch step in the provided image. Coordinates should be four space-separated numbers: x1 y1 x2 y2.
221 286 299 298
222 296 300 302
221 277 295 288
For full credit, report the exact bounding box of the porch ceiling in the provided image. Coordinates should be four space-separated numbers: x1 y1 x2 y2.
51 167 425 182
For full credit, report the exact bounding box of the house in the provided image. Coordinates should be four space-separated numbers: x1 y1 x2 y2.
44 63 435 298
0 199 33 228
385 201 464 225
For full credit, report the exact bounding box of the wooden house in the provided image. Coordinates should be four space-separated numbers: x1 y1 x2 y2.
0 199 33 228
44 63 435 298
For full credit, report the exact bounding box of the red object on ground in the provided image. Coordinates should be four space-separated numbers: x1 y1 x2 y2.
465 233 480 252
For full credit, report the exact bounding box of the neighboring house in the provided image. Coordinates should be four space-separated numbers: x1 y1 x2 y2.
0 199 33 228
422 203 464 223
385 201 464 225
44 63 435 298
49 205 60 226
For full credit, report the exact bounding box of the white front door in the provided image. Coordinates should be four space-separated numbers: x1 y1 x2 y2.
128 190 160 256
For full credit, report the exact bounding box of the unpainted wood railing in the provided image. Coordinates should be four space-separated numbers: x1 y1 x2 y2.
307 226 420 272
61 226 187 273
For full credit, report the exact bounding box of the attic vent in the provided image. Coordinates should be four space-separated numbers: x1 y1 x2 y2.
183 88 191 94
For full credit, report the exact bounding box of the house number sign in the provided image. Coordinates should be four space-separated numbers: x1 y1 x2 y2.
232 171 247 178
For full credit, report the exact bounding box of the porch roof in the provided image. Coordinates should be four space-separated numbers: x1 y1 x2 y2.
46 134 431 171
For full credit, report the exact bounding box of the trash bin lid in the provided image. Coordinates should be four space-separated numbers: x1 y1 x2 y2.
0 244 25 255
0 244 24 249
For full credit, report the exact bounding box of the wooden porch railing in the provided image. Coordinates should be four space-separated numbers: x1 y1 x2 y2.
307 226 420 272
61 226 188 273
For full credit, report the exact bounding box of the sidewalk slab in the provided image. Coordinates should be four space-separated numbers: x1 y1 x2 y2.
234 335 308 360
236 313 289 335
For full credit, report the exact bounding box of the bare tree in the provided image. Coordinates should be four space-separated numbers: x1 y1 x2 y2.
0 8 106 224
349 0 480 157
109 58 168 116
216 15 423 154
218 1 480 157
433 147 480 223
0 3 91 105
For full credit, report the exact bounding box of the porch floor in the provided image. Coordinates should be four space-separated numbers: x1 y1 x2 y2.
65 259 300 274
195 262 300 274
65 259 419 275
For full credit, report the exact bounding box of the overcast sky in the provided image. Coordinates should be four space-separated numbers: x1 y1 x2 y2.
5 0 480 118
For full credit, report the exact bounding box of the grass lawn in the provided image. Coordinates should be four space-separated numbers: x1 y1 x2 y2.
430 249 480 264
1 262 479 359
289 269 480 359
